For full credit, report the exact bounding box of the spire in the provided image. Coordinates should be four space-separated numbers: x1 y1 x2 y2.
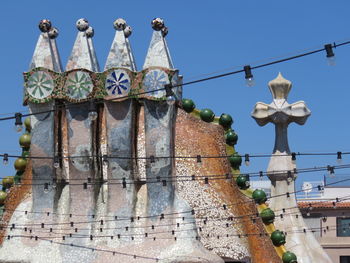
86 26 100 72
143 18 173 69
104 18 136 71
65 18 100 71
29 19 62 72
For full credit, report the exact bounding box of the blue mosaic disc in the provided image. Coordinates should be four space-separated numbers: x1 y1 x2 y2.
142 69 170 98
105 69 131 97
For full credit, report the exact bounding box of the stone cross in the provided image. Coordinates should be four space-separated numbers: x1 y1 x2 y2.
251 73 332 262
252 72 310 160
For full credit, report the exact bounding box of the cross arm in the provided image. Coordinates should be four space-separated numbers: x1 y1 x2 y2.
251 102 272 126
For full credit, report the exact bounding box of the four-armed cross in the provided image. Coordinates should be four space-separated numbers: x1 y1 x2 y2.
252 72 310 180
251 73 332 262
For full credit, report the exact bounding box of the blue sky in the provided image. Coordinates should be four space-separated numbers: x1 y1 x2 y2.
0 0 350 191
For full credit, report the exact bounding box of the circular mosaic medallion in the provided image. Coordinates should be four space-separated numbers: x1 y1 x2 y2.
65 71 93 100
142 69 169 98
105 69 131 97
27 71 54 99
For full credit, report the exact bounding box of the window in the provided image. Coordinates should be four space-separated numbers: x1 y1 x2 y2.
337 218 350 237
340 256 350 263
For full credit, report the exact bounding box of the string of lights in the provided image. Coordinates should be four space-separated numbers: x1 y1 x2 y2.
6 215 348 263
7 220 350 242
3 163 350 187
0 209 336 241
4 194 349 233
1 150 349 161
3 204 346 238
2 177 350 230
0 39 348 124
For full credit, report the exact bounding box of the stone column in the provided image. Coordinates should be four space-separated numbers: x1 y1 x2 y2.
252 73 332 263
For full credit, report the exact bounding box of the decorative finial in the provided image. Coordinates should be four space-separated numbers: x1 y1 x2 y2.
151 18 164 31
85 26 94 38
76 18 89 31
48 27 59 39
123 25 132 38
113 18 126 31
38 19 52 33
161 26 168 37
268 72 292 100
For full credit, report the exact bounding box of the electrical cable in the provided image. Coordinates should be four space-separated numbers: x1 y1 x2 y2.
0 40 348 121
2 177 350 229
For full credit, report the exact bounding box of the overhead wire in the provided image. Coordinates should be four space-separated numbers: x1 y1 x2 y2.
0 40 348 121
2 176 350 228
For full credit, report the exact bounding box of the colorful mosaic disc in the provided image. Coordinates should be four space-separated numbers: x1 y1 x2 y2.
26 71 54 99
65 71 93 100
142 69 169 98
105 69 131 97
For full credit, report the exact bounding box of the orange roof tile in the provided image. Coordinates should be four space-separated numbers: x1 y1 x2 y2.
298 201 350 209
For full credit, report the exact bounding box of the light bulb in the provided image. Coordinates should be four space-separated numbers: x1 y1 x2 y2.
53 156 59 169
291 152 296 164
325 44 336 66
244 154 250 167
14 113 23 133
88 111 98 121
3 154 8 165
102 155 108 164
327 56 336 66
44 183 49 193
306 211 310 217
149 155 156 168
196 155 202 167
337 152 342 164
245 77 255 87
15 124 23 133
245 181 250 187
166 95 176 105
287 176 293 183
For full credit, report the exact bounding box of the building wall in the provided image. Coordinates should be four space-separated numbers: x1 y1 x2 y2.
303 210 350 263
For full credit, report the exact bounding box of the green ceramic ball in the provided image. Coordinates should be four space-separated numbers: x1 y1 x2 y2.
252 189 267 204
2 176 14 189
282 251 297 263
19 133 31 148
0 191 7 205
228 153 242 168
260 208 275 224
14 158 27 171
225 130 238 146
200 108 215 122
219 113 233 128
22 150 30 159
24 117 31 132
271 230 286 246
14 171 24 184
236 174 250 190
182 99 195 113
